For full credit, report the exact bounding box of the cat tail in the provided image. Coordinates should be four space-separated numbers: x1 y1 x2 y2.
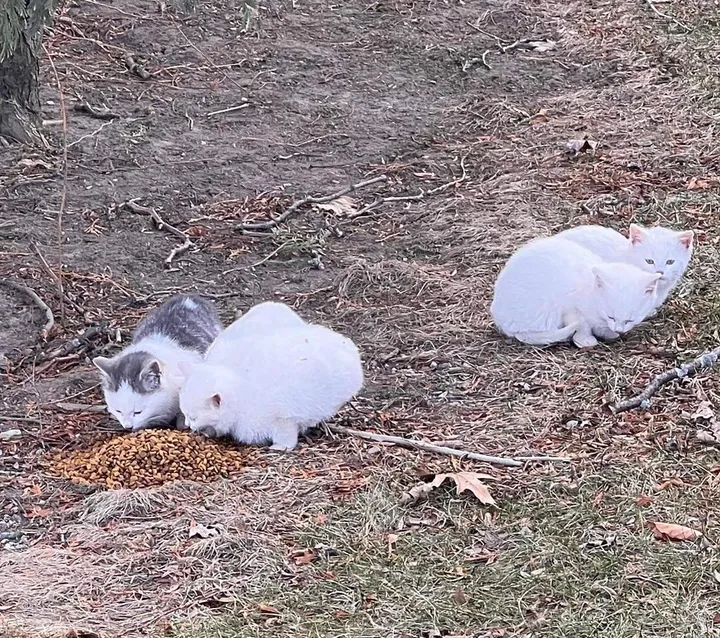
511 322 581 346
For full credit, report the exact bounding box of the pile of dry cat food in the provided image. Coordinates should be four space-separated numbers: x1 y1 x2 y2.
48 429 245 489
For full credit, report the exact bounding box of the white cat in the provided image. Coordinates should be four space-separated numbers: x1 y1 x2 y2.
204 301 306 364
556 224 694 307
491 236 661 347
178 322 364 450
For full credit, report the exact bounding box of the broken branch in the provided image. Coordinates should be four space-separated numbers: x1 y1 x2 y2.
325 424 571 467
123 199 193 268
613 346 720 413
238 175 389 231
0 279 55 339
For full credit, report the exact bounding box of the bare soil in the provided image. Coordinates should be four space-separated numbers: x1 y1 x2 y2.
2 0 720 636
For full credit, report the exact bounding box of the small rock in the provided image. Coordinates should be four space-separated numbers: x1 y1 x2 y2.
0 429 21 440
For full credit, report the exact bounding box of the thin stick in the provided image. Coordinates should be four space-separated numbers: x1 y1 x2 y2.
206 103 250 117
643 0 690 31
123 199 193 267
222 240 292 274
0 414 41 424
613 346 720 413
30 242 83 314
0 280 54 339
42 42 67 327
239 175 389 231
325 424 571 467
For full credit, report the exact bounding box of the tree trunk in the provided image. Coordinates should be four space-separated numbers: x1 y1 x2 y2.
0 0 52 144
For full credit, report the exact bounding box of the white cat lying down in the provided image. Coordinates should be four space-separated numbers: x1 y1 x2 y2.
178 320 363 450
557 223 693 308
491 236 661 347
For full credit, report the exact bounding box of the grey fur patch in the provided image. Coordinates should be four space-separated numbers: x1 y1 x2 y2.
133 294 222 352
101 351 158 394
100 295 222 394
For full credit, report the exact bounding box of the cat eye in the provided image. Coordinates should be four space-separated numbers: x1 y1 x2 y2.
607 316 616 321
645 258 655 265
133 410 142 416
666 259 675 265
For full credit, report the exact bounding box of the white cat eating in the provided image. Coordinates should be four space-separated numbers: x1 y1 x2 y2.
491 236 661 347
179 305 363 450
557 223 694 308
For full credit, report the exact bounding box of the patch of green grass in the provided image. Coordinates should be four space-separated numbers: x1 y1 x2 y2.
174 459 720 638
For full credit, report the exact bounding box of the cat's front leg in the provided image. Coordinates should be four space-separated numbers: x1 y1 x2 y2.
572 323 598 348
593 326 620 341
269 419 300 451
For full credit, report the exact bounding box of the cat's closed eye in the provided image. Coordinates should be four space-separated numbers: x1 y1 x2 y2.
607 316 616 321
645 258 655 265
666 259 675 265
133 410 142 416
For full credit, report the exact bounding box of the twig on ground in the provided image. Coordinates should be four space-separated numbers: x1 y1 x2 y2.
72 101 120 121
42 42 68 328
643 0 690 31
613 346 720 413
49 402 107 413
223 241 293 274
206 103 250 117
67 121 115 148
30 242 83 314
347 157 469 220
239 175 389 231
0 280 55 339
325 424 571 467
123 199 193 268
0 415 41 424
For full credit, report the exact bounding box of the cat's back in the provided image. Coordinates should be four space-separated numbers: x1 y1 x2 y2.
555 225 628 262
498 235 600 280
133 294 221 353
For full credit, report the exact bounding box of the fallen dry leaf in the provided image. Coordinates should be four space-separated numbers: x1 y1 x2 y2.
687 176 713 190
566 137 598 156
691 401 715 421
648 521 702 542
292 548 319 566
452 587 468 604
258 603 280 615
635 496 652 507
316 195 357 216
402 472 496 505
526 39 556 53
188 519 219 539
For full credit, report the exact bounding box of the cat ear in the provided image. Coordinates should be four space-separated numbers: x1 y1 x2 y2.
677 230 694 250
210 393 222 408
628 224 646 245
591 266 608 290
140 359 162 391
92 356 113 377
645 273 662 295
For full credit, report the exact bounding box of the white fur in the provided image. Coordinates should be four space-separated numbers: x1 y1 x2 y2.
556 224 694 307
491 236 661 347
179 323 363 450
99 335 203 431
205 301 306 364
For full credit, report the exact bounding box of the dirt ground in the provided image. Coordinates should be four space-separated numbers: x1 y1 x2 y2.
2 0 720 636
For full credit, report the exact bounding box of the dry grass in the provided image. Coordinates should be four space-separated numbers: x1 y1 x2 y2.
3 0 720 636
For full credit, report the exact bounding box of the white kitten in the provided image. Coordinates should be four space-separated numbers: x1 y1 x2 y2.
557 224 694 307
491 236 661 347
179 323 363 450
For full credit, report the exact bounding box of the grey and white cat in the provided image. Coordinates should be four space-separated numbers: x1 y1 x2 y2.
93 294 222 430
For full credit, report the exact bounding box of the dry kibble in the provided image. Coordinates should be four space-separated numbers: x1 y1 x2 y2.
47 429 245 489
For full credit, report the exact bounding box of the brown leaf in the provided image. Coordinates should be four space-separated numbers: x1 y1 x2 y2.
258 603 280 615
648 521 702 542
452 587 468 604
687 176 712 190
316 196 357 217
292 548 319 566
430 472 497 505
635 496 652 507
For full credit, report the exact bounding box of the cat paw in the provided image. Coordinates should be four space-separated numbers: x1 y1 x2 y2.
595 329 620 341
572 333 598 348
269 443 296 452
